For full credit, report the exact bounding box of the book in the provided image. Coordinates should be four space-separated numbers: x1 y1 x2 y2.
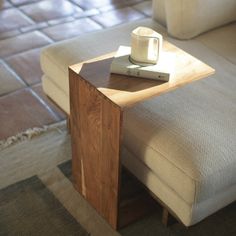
110 46 175 82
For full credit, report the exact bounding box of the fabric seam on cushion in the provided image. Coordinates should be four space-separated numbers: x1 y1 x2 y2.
125 129 201 182
126 122 236 203
124 131 198 204
128 123 236 201
123 144 194 207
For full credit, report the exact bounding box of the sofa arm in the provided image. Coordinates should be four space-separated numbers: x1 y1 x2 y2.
153 0 236 39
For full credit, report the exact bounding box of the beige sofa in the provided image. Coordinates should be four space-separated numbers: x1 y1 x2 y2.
41 0 236 227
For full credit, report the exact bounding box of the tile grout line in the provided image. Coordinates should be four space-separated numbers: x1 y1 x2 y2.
17 7 36 25
1 31 54 60
0 59 27 87
30 88 61 121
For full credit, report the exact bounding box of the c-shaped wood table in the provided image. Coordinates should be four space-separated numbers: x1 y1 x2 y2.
69 40 215 229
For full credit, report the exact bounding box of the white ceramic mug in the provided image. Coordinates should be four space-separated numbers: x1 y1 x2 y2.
130 27 163 66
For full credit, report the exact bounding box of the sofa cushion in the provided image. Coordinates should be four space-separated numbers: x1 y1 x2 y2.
152 0 236 39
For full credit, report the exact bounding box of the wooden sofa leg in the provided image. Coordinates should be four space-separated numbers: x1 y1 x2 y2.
67 116 71 133
162 208 176 226
162 208 169 226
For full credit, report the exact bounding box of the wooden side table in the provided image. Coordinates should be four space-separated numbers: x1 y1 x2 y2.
69 41 215 229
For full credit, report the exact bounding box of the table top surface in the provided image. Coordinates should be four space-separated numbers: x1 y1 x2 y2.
70 41 215 108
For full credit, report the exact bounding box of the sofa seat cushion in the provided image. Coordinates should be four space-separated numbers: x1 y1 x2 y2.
40 19 166 97
123 77 236 205
122 26 236 223
123 23 236 206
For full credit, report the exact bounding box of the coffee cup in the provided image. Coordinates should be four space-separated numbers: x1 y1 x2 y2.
130 27 163 66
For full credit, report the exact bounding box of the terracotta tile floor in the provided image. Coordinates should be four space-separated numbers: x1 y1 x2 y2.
6 48 43 85
0 0 151 140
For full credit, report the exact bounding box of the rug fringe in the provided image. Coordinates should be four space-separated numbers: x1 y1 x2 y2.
0 120 67 150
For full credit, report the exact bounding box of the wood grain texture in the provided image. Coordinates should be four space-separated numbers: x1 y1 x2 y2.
70 40 215 108
69 69 122 229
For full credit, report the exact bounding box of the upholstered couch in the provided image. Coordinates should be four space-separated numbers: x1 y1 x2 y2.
40 0 236 227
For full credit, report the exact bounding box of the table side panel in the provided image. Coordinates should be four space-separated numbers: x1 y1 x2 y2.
70 69 82 194
69 68 122 229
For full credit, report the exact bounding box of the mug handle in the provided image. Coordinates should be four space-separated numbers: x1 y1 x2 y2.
142 35 162 62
